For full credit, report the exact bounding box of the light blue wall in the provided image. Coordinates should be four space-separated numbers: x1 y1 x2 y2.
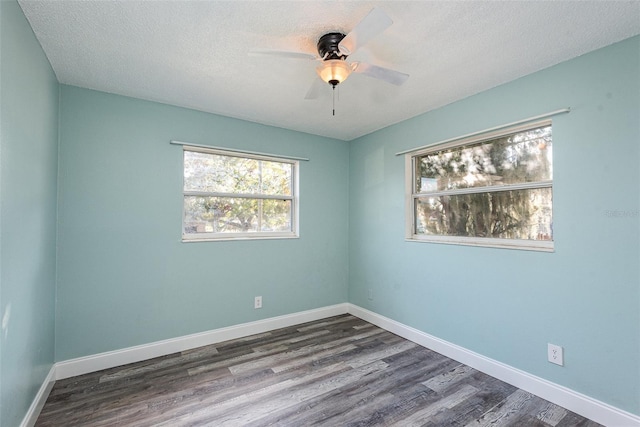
4 4 638 421
55 86 349 361
0 1 59 426
349 36 640 414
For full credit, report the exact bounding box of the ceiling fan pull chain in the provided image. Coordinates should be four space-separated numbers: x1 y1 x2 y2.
332 85 336 116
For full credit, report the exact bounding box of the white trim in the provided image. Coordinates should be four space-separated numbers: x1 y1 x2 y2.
404 154 415 239
20 365 56 427
182 234 299 243
37 303 638 426
404 120 555 252
414 180 553 198
182 145 301 165
55 304 348 380
405 118 553 158
407 234 554 252
346 304 640 427
171 140 310 162
181 147 300 242
395 109 568 156
184 191 294 200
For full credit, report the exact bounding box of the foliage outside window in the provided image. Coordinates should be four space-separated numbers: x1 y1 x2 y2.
405 120 553 251
182 147 298 241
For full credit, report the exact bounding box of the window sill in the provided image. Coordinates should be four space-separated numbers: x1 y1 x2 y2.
406 235 554 252
182 233 299 243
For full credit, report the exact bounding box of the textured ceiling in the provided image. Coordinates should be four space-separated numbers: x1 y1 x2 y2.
18 1 640 141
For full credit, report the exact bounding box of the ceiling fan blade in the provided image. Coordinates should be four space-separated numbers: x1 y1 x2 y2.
249 49 318 61
338 8 393 56
304 78 326 100
352 62 409 86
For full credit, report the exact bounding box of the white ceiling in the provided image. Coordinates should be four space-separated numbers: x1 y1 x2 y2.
18 1 640 141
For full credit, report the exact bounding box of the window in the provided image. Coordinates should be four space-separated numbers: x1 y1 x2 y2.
182 146 298 241
405 120 553 251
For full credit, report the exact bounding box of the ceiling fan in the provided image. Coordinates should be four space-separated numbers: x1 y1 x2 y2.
250 8 409 103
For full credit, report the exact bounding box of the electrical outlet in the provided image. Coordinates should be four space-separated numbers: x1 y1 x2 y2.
254 296 262 309
548 343 564 366
368 289 373 301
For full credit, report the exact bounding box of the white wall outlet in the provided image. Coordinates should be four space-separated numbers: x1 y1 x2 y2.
254 296 262 309
367 288 373 301
548 343 564 366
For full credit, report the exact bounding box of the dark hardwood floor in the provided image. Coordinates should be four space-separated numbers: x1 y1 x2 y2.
36 315 602 426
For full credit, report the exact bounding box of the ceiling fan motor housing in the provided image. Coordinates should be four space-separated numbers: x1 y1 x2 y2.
317 32 347 60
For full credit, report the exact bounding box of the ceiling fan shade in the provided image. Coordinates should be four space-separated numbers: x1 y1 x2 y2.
316 59 352 87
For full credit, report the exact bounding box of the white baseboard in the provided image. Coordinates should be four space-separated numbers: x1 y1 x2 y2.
347 304 640 427
44 302 638 426
55 303 348 380
20 365 56 427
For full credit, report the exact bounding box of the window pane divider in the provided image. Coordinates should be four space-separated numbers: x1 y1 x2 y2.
182 146 299 241
184 191 293 200
413 180 552 198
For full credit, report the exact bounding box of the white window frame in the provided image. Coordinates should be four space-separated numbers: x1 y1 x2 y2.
182 146 299 242
405 119 554 252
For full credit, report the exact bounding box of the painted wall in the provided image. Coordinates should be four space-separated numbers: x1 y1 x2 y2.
55 85 349 361
349 36 640 414
0 1 59 426
4 1 637 421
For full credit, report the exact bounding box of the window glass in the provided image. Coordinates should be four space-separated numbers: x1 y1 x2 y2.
182 148 297 241
415 188 552 241
406 121 553 251
416 126 552 193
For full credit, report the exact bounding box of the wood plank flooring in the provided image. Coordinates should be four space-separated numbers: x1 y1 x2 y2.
36 315 602 426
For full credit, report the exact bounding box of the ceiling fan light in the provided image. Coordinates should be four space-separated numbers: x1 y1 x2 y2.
317 60 352 86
